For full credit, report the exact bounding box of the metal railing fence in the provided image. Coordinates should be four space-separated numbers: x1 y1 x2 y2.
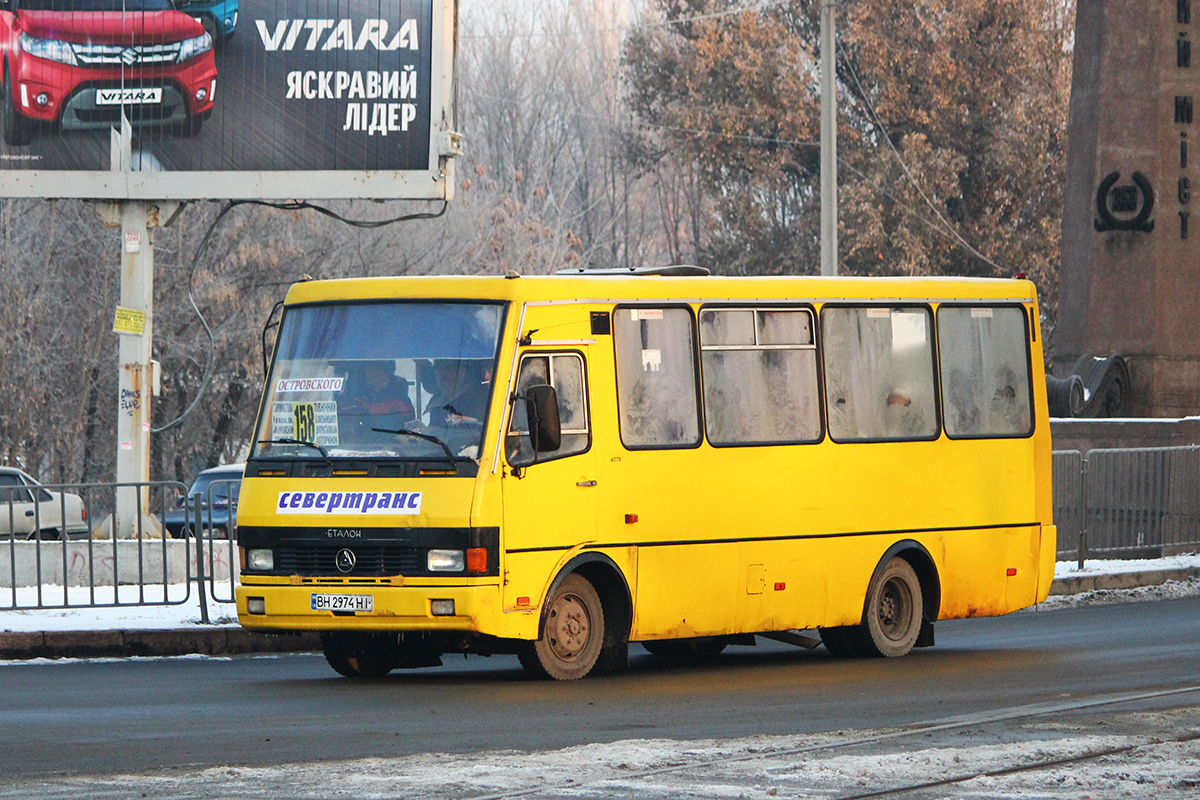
4 458 1195 618
1 480 238 617
1053 446 1200 564
192 479 240 613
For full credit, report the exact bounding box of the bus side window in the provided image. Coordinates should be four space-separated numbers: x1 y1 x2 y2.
613 307 701 448
822 306 939 442
938 306 1033 437
506 353 591 465
699 307 821 445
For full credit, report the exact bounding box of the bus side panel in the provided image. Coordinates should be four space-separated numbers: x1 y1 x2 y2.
933 525 1041 619
632 542 739 639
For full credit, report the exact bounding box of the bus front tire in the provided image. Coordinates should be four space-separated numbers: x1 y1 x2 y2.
519 573 605 680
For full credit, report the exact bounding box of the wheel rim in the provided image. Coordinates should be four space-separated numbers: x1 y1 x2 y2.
877 576 913 641
544 592 591 662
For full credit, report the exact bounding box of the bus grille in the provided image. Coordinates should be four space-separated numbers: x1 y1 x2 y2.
275 544 422 576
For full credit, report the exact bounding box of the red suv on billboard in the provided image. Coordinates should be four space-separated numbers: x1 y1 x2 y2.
0 0 217 146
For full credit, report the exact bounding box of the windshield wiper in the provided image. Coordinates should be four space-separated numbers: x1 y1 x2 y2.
256 438 333 468
371 428 459 463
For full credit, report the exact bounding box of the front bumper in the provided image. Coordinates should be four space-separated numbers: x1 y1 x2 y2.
236 581 512 635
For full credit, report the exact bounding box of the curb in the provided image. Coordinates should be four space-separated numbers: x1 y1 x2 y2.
1048 565 1200 596
0 628 321 660
3 570 1197 661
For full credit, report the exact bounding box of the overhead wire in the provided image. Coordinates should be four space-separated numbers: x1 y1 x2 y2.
151 200 447 434
834 37 1010 272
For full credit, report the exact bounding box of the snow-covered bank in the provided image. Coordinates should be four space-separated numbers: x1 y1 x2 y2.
1054 553 1200 578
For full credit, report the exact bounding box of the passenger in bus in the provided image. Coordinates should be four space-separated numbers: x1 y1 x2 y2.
341 361 415 419
428 359 490 427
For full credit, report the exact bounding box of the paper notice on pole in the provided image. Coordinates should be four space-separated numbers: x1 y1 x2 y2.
113 307 145 335
125 231 141 253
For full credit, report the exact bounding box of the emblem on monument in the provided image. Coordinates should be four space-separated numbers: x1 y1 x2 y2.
1094 171 1156 232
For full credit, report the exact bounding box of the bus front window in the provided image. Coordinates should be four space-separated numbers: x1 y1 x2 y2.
252 302 504 461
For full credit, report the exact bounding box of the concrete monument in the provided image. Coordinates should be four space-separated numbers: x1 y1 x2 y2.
1057 0 1200 416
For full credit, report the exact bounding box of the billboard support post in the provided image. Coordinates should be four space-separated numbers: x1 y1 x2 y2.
102 199 181 538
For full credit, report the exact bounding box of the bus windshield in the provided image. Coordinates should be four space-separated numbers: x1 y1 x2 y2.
252 302 505 461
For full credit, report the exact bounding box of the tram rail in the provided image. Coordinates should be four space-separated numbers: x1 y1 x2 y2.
464 685 1200 800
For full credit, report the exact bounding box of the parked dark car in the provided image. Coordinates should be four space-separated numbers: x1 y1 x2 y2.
162 463 242 539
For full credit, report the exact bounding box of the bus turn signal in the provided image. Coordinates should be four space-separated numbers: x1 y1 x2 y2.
467 548 488 573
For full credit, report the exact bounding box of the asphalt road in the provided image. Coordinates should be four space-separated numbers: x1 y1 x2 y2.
2 596 1199 782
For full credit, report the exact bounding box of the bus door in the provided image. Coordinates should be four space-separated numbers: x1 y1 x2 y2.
501 350 597 608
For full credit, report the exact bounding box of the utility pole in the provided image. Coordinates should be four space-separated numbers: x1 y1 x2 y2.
820 0 838 276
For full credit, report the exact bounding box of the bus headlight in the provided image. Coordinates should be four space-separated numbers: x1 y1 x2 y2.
427 549 464 572
247 549 274 570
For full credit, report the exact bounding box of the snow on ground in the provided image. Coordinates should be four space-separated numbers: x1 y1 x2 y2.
3 708 1199 799
1040 553 1200 610
0 581 239 632
1053 552 1200 578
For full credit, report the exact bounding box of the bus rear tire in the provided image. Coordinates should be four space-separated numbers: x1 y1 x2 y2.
518 573 605 680
861 557 923 658
320 632 395 678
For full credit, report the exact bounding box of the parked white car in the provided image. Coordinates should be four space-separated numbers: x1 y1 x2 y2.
0 467 88 540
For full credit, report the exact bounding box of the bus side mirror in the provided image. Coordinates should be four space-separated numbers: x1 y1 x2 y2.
526 384 562 454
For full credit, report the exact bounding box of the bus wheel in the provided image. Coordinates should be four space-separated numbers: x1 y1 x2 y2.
320 632 395 678
862 557 923 658
519 573 605 680
818 626 866 658
643 637 727 660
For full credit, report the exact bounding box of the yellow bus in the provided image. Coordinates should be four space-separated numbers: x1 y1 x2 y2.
235 269 1055 680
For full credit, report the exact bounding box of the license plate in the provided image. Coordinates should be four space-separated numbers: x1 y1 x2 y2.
95 88 163 106
311 593 373 612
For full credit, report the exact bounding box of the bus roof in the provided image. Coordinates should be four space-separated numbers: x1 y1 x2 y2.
282 272 1039 307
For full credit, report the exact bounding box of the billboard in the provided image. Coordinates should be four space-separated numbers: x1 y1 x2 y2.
0 0 458 199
